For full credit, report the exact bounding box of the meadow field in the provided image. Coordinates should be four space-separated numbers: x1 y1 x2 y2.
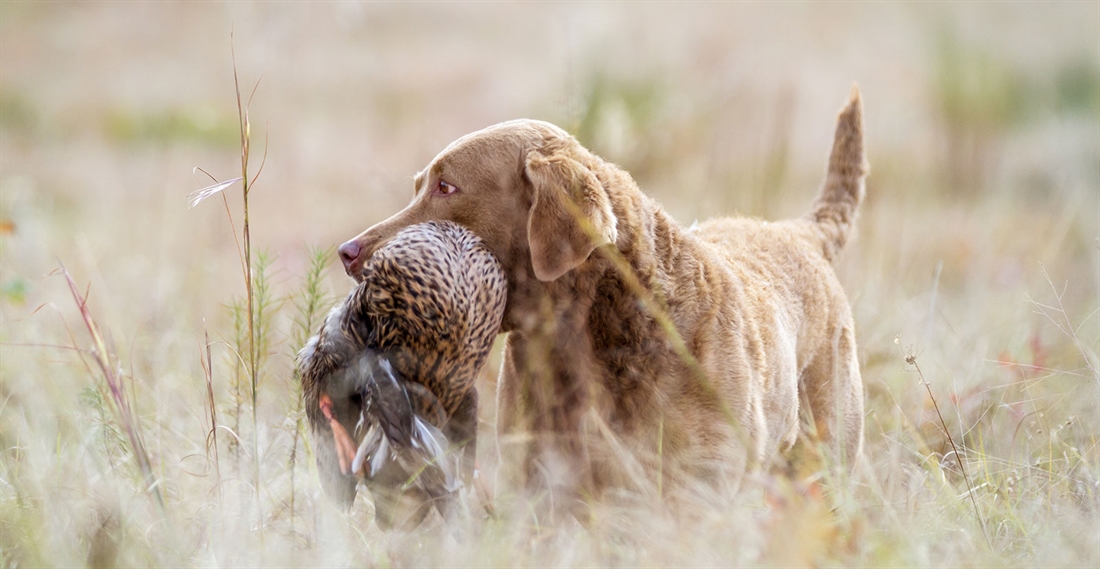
1 2 1097 567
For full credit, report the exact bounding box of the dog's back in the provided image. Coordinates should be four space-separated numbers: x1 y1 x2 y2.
692 86 867 468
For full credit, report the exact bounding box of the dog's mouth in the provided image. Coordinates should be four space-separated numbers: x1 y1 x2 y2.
348 262 376 284
340 235 389 282
345 241 390 283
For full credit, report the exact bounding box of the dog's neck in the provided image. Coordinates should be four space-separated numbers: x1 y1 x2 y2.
502 163 698 432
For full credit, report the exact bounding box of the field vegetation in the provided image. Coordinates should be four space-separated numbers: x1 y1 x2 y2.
1 3 1097 567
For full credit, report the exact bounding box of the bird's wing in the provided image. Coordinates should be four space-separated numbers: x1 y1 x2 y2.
361 354 416 448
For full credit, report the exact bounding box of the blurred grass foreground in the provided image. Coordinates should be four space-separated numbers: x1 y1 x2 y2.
1 3 1098 567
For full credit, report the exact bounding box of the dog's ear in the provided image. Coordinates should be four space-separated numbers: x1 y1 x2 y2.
524 145 618 281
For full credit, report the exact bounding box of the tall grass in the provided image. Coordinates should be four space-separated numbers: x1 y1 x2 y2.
60 264 165 513
188 45 293 548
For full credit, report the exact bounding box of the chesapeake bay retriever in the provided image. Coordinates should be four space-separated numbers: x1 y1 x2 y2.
337 87 867 504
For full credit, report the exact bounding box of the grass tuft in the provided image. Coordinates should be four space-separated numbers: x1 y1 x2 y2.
59 264 165 513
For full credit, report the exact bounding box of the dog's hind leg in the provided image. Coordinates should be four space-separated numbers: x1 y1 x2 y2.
795 318 865 474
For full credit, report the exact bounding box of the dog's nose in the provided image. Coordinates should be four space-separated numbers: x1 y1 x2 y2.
338 240 362 274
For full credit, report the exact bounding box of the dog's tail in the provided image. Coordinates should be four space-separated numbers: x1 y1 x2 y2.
806 85 868 263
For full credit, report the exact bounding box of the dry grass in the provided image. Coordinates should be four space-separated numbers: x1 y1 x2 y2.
1 3 1098 567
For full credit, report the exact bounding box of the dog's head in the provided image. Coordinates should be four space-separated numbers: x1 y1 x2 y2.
339 120 619 288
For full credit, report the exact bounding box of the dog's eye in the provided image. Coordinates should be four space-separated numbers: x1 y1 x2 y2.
436 181 459 196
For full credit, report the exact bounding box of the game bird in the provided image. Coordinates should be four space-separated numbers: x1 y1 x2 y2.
297 220 507 529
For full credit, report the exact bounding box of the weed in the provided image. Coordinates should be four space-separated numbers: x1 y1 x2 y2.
60 264 165 512
905 347 991 548
286 245 334 532
189 35 271 536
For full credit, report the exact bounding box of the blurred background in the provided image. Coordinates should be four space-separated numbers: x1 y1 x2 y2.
1 2 1097 566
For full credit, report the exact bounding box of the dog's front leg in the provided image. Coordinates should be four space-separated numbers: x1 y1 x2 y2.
495 311 606 515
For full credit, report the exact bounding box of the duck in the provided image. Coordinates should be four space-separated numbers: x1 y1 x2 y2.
297 220 506 529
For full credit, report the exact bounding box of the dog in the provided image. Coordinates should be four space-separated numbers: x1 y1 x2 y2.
337 87 867 506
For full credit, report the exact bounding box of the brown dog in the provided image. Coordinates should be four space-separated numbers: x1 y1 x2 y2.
339 88 867 505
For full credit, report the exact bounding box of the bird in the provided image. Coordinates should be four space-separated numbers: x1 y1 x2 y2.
297 220 507 529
